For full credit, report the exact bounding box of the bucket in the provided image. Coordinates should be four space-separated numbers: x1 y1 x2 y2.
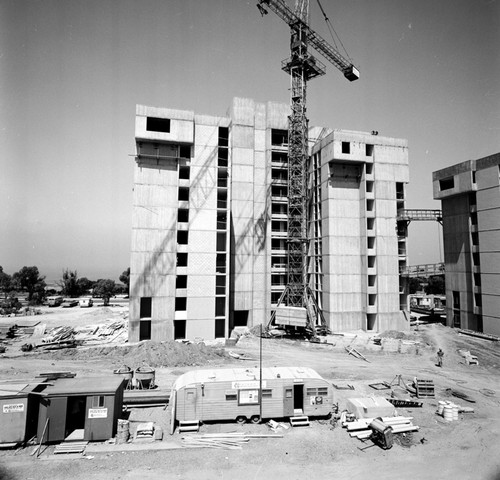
116 419 130 444
135 365 155 389
113 365 133 389
443 404 454 421
437 401 446 415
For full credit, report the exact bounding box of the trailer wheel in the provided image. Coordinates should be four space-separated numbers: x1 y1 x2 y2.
250 415 261 424
236 416 247 425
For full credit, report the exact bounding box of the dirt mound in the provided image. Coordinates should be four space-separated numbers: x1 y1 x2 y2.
38 340 230 368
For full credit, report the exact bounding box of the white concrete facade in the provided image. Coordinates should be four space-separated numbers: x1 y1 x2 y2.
129 99 410 342
433 153 500 336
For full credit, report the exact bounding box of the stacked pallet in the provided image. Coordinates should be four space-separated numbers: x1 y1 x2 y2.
344 416 419 439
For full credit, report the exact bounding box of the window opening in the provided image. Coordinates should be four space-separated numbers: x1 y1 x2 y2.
146 117 170 133
140 297 152 318
176 275 187 289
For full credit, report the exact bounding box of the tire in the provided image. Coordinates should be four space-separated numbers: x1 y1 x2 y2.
236 416 247 425
250 415 261 424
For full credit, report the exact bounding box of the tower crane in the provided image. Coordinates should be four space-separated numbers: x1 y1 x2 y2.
257 0 359 336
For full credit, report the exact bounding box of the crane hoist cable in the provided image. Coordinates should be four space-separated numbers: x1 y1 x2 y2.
315 0 352 62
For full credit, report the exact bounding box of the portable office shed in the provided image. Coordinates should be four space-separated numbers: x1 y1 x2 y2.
171 366 333 430
37 376 124 443
0 383 40 446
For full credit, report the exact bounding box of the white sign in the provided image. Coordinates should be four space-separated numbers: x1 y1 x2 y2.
88 408 108 419
3 403 24 414
232 381 267 390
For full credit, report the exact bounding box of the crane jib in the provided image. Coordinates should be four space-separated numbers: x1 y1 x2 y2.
258 0 359 81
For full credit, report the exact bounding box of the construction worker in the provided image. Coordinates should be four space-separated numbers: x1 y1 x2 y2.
437 348 444 367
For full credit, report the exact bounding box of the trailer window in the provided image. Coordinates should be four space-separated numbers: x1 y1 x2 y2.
318 387 328 396
306 388 317 396
238 389 259 405
225 391 237 401
262 389 272 398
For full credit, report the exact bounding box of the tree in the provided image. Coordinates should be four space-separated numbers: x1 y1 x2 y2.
77 277 94 296
93 279 116 306
11 266 46 304
425 275 445 295
0 266 12 300
59 269 79 297
119 268 130 296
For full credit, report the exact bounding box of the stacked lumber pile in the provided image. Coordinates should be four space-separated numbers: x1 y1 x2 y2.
42 326 75 344
344 416 419 440
181 432 282 450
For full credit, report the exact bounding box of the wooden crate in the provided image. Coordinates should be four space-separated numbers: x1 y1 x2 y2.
415 379 435 398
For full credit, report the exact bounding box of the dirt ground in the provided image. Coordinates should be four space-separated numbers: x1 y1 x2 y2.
1 307 500 480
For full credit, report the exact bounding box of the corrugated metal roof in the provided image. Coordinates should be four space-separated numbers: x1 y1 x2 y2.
173 366 322 391
0 383 31 398
41 376 123 396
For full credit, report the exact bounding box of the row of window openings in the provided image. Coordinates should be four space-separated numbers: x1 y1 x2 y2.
438 167 500 192
178 210 227 230
177 252 228 271
342 141 374 157
140 290 226 317
145 118 228 148
177 230 227 250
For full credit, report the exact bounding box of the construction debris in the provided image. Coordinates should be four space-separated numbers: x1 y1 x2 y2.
458 349 479 365
332 383 355 390
446 388 476 403
387 398 423 408
134 422 156 442
181 432 282 450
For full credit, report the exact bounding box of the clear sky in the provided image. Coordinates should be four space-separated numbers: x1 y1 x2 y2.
1 0 499 282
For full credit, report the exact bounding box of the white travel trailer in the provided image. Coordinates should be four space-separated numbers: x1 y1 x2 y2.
170 366 334 432
79 297 93 308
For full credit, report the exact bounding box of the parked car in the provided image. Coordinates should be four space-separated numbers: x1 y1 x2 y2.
79 297 93 308
61 300 78 308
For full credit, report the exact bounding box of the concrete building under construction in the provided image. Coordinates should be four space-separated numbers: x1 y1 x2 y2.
128 98 409 342
433 153 500 336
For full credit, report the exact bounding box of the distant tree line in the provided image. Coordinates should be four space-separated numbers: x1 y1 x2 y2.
409 275 445 295
0 265 130 313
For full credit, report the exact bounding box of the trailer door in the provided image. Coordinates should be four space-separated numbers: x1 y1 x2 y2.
184 388 197 420
283 386 294 417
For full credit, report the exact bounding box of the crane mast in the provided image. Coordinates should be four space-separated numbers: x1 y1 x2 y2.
257 0 358 334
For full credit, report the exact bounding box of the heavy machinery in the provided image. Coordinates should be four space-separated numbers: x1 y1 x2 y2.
257 0 359 336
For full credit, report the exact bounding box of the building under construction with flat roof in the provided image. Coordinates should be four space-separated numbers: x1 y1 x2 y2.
433 152 500 336
128 97 410 342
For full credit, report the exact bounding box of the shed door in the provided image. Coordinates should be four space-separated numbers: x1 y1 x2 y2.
184 388 197 420
283 387 294 417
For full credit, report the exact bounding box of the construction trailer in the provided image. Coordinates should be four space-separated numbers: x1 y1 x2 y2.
36 376 124 443
0 382 41 446
170 366 334 432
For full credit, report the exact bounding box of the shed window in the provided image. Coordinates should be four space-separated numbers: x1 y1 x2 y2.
262 389 272 398
93 396 105 408
225 390 237 401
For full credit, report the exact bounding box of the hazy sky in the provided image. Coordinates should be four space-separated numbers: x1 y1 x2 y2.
1 0 499 282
